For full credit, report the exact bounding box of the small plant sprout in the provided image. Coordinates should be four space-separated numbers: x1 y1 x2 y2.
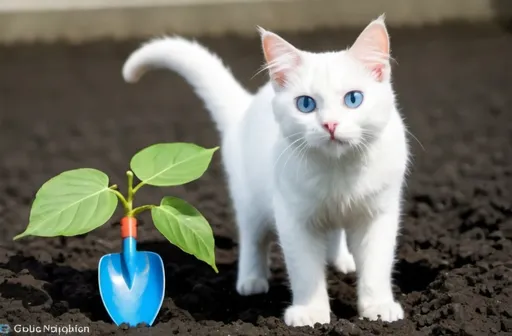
13 142 220 273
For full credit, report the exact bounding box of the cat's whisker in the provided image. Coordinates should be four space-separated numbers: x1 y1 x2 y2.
353 142 361 155
294 142 305 181
356 142 369 165
295 141 310 180
358 137 371 153
285 131 305 140
303 144 311 174
360 133 375 143
405 129 425 151
306 133 330 144
273 136 305 170
280 139 306 181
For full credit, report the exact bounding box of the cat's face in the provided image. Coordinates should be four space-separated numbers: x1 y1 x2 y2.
261 16 394 158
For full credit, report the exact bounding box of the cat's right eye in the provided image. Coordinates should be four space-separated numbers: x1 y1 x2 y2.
296 96 317 113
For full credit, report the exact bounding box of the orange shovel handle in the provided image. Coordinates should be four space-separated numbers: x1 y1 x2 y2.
121 217 137 239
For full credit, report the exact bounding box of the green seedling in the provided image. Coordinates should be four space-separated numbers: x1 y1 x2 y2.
13 142 219 272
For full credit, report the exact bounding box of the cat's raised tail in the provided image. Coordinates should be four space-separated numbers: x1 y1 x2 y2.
122 36 252 133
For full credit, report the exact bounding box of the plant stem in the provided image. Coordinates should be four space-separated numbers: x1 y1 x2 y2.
132 181 145 195
131 205 155 217
111 172 150 217
109 186 130 214
126 171 134 216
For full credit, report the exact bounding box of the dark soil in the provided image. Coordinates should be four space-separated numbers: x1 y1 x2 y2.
0 22 511 336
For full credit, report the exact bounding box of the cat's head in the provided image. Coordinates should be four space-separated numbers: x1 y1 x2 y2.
259 15 395 158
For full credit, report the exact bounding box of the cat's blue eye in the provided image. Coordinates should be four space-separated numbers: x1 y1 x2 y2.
296 95 317 113
344 91 364 109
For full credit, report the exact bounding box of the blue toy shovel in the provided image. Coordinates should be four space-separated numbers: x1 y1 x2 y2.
98 216 165 327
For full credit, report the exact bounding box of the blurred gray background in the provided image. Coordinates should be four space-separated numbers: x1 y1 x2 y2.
0 0 511 43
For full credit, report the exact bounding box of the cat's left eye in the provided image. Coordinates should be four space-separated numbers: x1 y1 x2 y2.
344 91 364 109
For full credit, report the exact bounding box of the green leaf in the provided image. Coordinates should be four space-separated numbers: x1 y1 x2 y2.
151 196 217 272
130 143 218 187
14 168 118 240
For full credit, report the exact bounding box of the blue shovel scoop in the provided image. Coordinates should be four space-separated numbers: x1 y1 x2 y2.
98 216 165 327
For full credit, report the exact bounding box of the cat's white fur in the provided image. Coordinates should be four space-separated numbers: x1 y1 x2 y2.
122 15 408 327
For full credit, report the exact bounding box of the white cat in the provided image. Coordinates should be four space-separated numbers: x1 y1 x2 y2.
122 15 408 327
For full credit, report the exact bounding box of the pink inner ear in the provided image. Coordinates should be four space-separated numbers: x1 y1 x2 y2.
262 34 281 63
349 21 390 81
262 35 285 86
372 64 384 81
261 32 300 87
368 23 389 55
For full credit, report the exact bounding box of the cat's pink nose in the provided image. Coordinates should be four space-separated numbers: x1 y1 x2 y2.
323 122 338 138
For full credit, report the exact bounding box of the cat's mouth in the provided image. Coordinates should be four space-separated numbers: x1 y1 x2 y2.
331 138 351 146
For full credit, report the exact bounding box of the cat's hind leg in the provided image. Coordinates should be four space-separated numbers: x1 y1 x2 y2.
327 229 356 274
233 195 272 296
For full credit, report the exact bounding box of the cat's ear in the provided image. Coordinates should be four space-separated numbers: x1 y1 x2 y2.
258 27 301 88
348 15 391 82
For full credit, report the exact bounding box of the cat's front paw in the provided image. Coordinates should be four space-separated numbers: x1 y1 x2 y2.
236 277 269 296
334 253 356 274
358 300 404 322
284 305 330 327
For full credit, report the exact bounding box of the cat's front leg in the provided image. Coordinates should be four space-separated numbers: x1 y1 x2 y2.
346 199 404 322
274 194 330 327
